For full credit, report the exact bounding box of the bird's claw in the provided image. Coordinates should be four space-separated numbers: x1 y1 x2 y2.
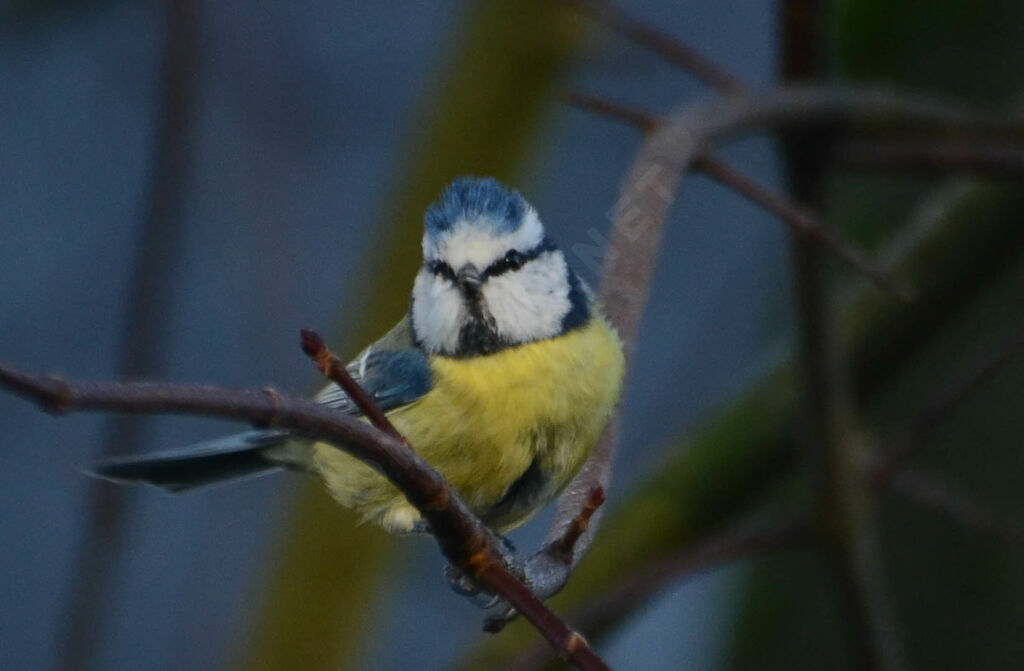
444 534 528 612
444 562 509 609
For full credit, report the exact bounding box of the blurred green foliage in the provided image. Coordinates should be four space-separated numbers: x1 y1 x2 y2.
729 0 1024 667
834 0 1024 103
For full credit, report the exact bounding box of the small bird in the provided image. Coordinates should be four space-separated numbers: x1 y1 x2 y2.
97 177 625 535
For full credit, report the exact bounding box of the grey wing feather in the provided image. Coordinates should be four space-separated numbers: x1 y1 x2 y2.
314 315 432 414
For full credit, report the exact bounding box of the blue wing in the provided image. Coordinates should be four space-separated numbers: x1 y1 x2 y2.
314 316 433 415
314 348 433 414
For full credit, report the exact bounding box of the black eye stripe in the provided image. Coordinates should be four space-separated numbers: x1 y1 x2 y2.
425 237 559 282
427 260 456 281
483 237 558 279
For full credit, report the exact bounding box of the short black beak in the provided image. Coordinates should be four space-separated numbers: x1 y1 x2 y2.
456 263 482 294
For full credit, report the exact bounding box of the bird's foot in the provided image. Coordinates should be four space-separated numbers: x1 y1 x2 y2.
444 534 525 611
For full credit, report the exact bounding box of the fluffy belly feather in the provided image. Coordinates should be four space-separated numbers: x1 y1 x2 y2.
312 315 624 533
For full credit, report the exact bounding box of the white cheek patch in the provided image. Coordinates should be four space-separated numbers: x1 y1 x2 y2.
483 251 571 345
411 269 466 354
423 207 544 268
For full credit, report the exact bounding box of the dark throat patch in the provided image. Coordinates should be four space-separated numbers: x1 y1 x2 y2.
455 300 505 356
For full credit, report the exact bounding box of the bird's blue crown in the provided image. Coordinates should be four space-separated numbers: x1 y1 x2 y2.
424 177 527 237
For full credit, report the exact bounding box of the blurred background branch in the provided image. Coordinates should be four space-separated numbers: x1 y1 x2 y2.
55 2 200 669
498 517 810 671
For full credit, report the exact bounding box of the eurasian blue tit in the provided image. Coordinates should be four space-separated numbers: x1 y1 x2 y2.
97 177 625 534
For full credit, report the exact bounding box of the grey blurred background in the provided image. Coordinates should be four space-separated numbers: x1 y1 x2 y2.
2 1 1021 670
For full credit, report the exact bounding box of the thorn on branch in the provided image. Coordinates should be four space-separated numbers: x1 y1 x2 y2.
464 548 498 581
565 631 588 657
41 375 74 415
259 387 285 427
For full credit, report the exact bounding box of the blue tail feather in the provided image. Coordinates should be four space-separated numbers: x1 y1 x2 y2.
93 430 292 492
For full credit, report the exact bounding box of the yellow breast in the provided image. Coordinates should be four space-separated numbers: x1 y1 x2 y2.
312 315 624 533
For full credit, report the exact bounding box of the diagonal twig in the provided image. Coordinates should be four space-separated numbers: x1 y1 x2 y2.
870 324 1024 484
561 91 657 132
0 360 610 671
545 486 606 565
562 91 913 300
299 329 407 444
884 469 1024 546
696 154 913 301
560 0 749 95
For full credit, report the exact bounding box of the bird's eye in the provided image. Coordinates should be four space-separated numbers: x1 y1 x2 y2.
482 249 528 279
503 249 525 271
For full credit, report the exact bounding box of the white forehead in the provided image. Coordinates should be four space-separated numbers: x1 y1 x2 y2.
422 207 544 268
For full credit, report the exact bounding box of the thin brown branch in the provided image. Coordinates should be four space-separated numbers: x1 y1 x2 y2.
885 469 1024 546
547 486 606 565
299 329 407 444
837 140 1024 178
561 91 656 132
696 154 913 301
560 0 749 95
562 91 912 301
500 519 810 671
0 363 609 671
570 519 809 637
654 85 1017 144
870 324 1024 484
